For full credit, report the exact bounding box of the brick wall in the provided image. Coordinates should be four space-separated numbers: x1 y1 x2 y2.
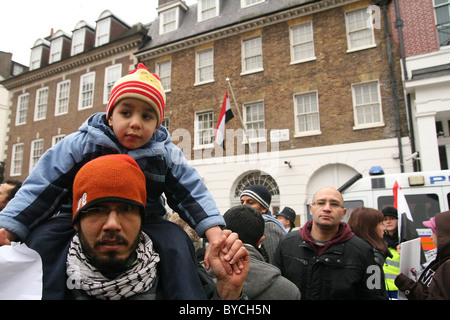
390 0 439 57
144 2 407 156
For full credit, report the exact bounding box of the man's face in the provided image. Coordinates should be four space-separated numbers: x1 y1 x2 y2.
276 215 291 229
0 183 14 211
310 187 346 230
108 98 158 150
75 201 142 274
240 195 267 214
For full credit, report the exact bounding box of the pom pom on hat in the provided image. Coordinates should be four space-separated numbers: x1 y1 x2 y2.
106 63 166 127
240 184 272 210
72 154 147 223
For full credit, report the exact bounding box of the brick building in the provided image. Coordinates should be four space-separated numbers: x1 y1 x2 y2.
388 0 450 171
135 0 410 222
1 10 148 181
1 0 414 223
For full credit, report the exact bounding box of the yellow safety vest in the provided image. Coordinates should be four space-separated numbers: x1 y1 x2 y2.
383 247 400 292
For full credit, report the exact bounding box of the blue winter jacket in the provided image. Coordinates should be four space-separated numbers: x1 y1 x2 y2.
0 112 224 240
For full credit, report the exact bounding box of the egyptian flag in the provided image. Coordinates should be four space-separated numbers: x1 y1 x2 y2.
215 90 234 147
393 180 426 264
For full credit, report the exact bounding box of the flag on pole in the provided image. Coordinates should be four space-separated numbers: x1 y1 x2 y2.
393 180 415 242
393 180 427 269
215 90 234 147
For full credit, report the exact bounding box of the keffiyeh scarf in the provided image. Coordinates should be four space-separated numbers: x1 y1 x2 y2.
67 232 160 300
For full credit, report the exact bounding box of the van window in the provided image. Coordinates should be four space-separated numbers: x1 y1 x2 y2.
342 200 364 222
378 194 440 229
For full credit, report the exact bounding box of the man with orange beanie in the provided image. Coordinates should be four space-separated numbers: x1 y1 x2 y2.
0 63 231 299
28 154 248 299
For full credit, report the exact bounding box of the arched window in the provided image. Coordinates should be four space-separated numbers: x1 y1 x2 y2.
232 170 280 212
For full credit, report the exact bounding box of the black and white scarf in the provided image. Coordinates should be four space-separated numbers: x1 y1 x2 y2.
66 232 159 300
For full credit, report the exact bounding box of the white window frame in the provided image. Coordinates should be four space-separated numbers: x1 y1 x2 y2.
198 0 219 22
294 91 321 137
95 18 111 47
345 7 376 52
160 8 178 34
243 100 266 143
30 47 42 71
55 80 71 116
195 48 214 85
194 110 214 149
161 118 170 132
290 21 316 64
29 139 44 173
241 0 265 9
16 93 29 126
79 72 96 110
52 134 66 146
352 80 384 130
49 37 63 63
241 36 263 75
103 64 122 104
71 28 86 56
10 143 24 177
34 87 48 121
156 60 172 92
434 0 450 47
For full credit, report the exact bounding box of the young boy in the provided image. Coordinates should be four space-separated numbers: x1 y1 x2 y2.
0 63 232 299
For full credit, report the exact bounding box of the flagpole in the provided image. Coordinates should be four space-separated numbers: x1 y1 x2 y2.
226 78 254 153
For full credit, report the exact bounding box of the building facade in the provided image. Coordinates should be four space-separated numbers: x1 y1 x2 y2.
0 51 28 180
1 0 420 224
389 0 450 172
136 0 410 223
1 10 148 183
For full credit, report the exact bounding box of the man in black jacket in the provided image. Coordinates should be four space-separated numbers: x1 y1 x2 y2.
273 186 386 300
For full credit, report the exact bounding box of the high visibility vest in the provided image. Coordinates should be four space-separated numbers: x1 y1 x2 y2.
383 247 400 291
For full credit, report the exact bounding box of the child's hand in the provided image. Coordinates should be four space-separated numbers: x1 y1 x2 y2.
204 226 246 274
0 228 12 246
207 229 249 300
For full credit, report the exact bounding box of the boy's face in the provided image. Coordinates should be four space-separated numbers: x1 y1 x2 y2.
108 98 158 149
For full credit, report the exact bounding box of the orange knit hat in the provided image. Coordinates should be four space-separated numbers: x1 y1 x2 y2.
106 63 166 127
72 154 147 222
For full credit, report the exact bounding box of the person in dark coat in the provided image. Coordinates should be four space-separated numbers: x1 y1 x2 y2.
274 186 386 300
395 211 450 299
276 207 297 232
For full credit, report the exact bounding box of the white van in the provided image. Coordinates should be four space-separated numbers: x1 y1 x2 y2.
339 166 450 252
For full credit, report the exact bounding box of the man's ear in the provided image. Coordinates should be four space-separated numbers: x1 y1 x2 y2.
256 235 265 248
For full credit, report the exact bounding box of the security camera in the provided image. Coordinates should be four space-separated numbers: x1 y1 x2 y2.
404 152 419 161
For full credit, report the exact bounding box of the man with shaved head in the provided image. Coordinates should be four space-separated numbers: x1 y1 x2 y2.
274 187 386 300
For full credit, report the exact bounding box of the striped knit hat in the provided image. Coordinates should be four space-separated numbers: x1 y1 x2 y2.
106 63 166 127
240 185 272 210
72 154 147 223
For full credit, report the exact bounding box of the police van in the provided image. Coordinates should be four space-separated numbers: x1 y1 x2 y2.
339 166 450 252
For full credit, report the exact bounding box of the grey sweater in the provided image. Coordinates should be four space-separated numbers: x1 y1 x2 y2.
243 244 300 300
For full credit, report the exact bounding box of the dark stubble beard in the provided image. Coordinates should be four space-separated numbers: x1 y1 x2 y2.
78 230 141 279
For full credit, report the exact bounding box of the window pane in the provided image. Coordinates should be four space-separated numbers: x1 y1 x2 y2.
244 37 262 71
158 61 171 90
245 102 264 139
197 112 214 145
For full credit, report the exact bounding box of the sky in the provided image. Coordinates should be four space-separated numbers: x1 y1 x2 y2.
1 0 196 66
